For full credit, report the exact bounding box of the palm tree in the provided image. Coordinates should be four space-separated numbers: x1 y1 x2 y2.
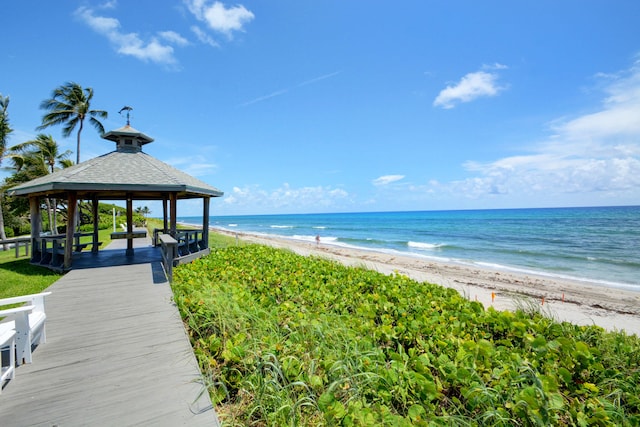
11 134 73 174
12 134 72 232
8 135 72 234
37 82 107 164
0 94 12 245
38 82 107 236
0 95 10 155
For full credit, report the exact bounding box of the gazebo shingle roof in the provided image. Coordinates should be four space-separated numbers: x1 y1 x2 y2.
9 136 223 200
10 122 221 271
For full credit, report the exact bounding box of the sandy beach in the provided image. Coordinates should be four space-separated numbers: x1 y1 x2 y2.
215 229 640 337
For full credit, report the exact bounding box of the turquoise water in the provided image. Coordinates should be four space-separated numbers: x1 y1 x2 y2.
178 206 640 290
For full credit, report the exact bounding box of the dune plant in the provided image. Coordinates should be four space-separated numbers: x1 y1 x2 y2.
172 244 640 426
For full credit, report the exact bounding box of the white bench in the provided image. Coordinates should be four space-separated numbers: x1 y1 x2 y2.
0 324 16 392
0 292 52 366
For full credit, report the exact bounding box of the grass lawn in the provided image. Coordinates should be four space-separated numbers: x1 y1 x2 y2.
0 228 116 299
0 249 60 299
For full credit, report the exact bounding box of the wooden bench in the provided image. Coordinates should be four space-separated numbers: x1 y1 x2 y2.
73 241 103 252
110 231 147 240
0 292 52 366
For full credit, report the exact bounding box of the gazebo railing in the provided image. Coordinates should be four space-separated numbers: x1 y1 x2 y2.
153 228 206 254
156 228 210 282
175 229 207 256
31 236 67 271
31 232 101 272
158 233 178 283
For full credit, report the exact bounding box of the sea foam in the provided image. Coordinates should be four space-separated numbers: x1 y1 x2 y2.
408 241 442 250
292 234 338 243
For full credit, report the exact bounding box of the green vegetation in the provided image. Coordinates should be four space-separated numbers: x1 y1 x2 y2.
173 244 640 426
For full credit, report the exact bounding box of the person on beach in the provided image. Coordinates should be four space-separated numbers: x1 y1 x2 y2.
316 234 320 245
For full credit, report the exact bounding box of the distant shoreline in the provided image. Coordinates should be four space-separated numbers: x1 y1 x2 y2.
212 227 640 337
211 224 639 292
188 206 640 290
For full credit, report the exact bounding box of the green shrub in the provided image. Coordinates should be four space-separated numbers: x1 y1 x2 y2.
173 245 640 426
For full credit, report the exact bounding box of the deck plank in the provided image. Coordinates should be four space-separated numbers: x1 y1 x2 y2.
0 237 219 426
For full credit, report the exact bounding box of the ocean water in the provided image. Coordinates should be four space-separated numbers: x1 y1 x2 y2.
178 206 640 290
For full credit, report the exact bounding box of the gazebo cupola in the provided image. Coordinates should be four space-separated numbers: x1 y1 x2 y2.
103 124 154 153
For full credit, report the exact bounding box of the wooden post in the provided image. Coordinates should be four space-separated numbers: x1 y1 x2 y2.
74 200 81 251
162 196 168 233
126 194 134 256
29 197 41 263
169 192 177 237
202 197 210 249
92 195 100 253
65 192 77 270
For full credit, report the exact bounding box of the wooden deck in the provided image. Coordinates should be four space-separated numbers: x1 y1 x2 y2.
0 235 219 426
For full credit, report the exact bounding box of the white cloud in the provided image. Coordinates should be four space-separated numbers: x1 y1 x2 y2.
372 175 405 186
75 6 186 66
223 183 351 213
99 0 118 9
159 31 189 47
116 36 176 65
432 59 640 203
484 62 508 70
191 25 219 47
184 0 254 38
165 155 218 177
433 65 508 109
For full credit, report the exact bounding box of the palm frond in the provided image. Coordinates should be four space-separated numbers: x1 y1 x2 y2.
89 116 106 135
36 82 107 160
62 116 80 138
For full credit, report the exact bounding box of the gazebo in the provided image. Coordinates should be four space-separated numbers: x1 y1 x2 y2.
8 123 223 272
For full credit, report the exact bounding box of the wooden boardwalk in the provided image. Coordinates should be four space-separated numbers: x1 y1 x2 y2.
0 236 219 426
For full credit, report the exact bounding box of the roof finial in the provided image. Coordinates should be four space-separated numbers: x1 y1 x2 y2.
118 106 133 126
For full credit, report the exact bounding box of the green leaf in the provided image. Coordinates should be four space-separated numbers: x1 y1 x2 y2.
558 367 572 385
318 391 335 411
408 404 426 421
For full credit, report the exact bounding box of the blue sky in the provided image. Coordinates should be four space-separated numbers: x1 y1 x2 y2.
2 1 640 216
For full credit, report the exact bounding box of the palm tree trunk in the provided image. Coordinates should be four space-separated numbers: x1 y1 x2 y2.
0 193 8 251
52 198 59 234
76 119 83 164
44 198 54 234
75 122 83 233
